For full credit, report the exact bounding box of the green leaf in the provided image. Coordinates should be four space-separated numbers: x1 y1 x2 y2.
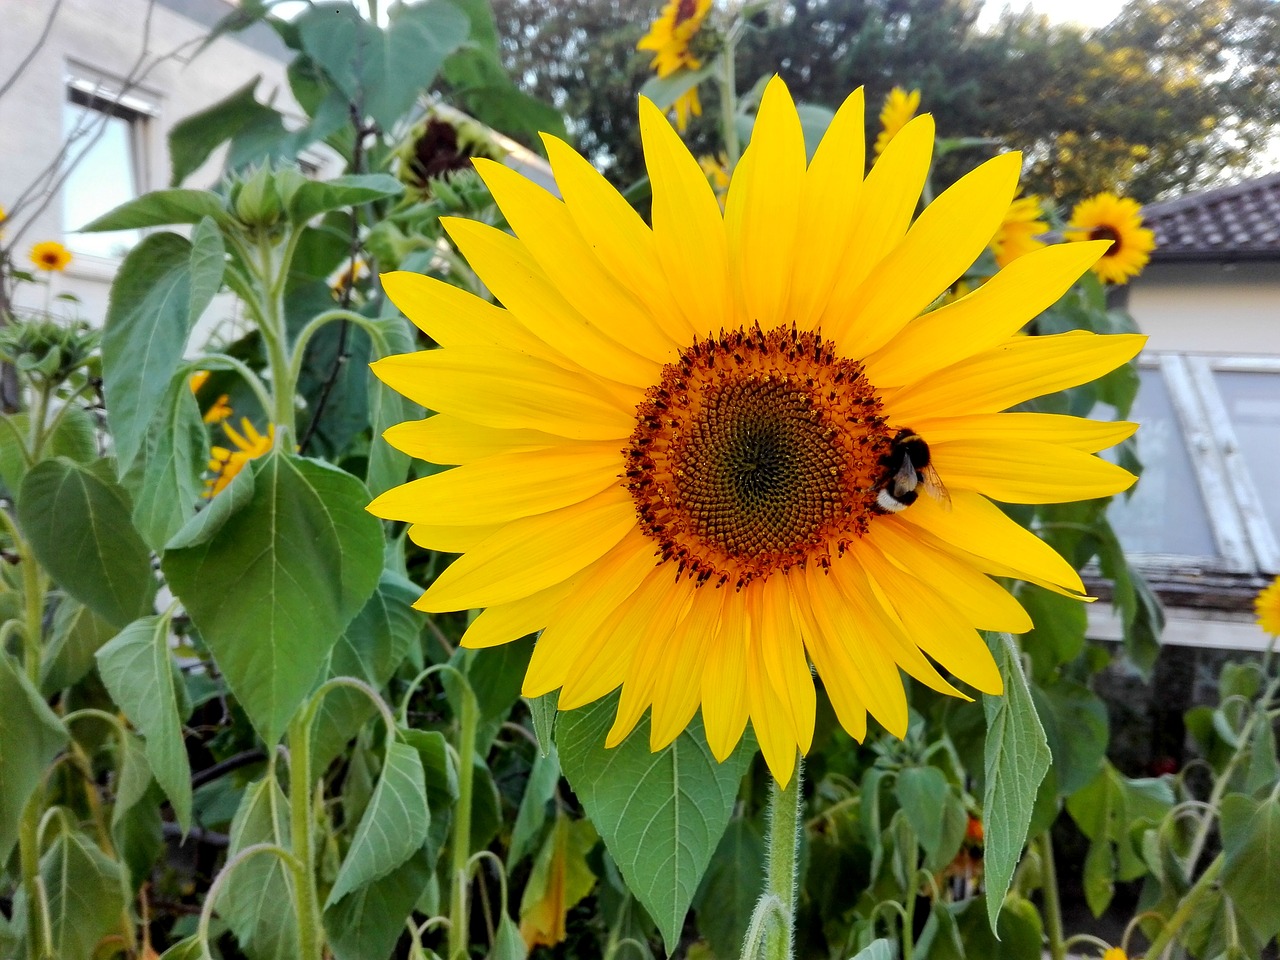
103 230 224 472
220 777 298 959
529 691 557 757
96 616 194 832
693 818 765 960
163 453 383 745
489 913 528 960
312 571 422 772
1018 584 1086 680
168 77 282 186
849 941 894 960
509 745 560 869
1221 793 1280 941
40 600 116 694
638 60 719 111
18 457 154 628
518 812 598 948
0 654 69 863
1031 679 1109 797
556 692 754 952
325 845 436 960
128 378 208 553
287 174 404 224
0 408 97 497
81 189 228 231
24 831 128 960
366 314 420 498
460 634 534 722
896 766 950 865
297 0 471 131
981 633 1051 934
328 738 431 905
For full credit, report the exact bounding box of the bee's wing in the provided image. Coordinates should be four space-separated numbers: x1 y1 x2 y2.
891 458 920 497
920 463 952 511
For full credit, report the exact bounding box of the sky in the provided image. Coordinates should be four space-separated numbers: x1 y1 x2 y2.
978 0 1123 29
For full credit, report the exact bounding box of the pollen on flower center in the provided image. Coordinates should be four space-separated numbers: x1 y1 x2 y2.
625 324 892 589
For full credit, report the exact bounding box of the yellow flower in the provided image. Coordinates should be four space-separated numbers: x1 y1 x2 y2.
874 86 921 156
637 0 713 131
29 240 72 273
698 153 730 207
1256 576 1280 637
989 195 1049 269
0 205 7 238
331 258 368 298
205 418 273 498
1102 948 1128 960
1064 192 1156 285
369 78 1142 786
188 371 233 424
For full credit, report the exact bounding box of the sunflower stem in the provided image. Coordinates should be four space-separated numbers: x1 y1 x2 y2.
717 28 741 168
448 678 480 960
745 759 802 960
286 714 324 960
1038 831 1067 960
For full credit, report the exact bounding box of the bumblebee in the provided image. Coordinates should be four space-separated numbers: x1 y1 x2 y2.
874 429 951 514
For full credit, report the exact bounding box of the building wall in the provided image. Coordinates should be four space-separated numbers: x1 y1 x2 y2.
1127 260 1280 356
0 0 328 327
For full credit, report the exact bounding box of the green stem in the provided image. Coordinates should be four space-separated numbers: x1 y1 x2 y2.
1038 831 1067 960
191 353 274 421
285 308 388 406
718 42 741 168
287 714 324 960
1144 853 1225 959
19 790 53 960
448 679 480 960
252 236 295 441
759 761 802 960
197 843 303 960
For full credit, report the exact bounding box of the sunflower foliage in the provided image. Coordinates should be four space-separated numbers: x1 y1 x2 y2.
1 2 1278 960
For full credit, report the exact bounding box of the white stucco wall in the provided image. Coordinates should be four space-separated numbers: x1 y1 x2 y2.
1127 260 1280 356
0 0 331 328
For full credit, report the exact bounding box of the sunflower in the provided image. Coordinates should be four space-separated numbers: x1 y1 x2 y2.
1065 192 1156 285
1256 576 1280 636
188 371 233 424
205 418 273 498
1102 949 1128 960
698 153 730 207
29 240 72 273
637 0 714 131
989 195 1049 269
369 78 1141 785
874 86 921 156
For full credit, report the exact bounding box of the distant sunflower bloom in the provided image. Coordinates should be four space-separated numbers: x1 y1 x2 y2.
1256 576 1280 636
874 86 921 156
30 240 72 272
989 195 1049 268
188 371 233 424
637 0 714 131
698 153 730 207
205 418 273 498
370 78 1142 785
1102 949 1128 960
1065 192 1155 285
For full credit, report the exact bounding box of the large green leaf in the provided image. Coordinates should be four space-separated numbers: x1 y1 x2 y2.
81 189 229 232
14 830 128 960
297 0 470 130
0 655 68 863
103 225 225 472
0 407 96 497
327 738 430 905
163 453 383 745
325 845 436 960
509 744 559 869
556 693 754 952
126 369 208 552
1220 793 1280 941
96 616 194 832
220 777 297 960
981 633 1051 934
287 174 403 224
39 599 116 694
692 818 765 960
18 458 154 628
1031 678 1109 797
168 77 282 186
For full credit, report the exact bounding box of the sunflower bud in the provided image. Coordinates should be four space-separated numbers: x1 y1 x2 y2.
394 107 507 200
230 163 284 232
0 317 99 387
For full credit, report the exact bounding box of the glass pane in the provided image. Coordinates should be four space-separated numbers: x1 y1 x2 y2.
62 101 140 259
1214 370 1280 542
1109 367 1219 557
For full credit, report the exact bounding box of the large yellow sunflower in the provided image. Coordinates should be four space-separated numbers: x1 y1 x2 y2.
989 194 1049 269
637 0 714 131
370 78 1141 786
1065 192 1156 285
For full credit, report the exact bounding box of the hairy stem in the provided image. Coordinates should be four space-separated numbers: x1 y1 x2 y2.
1038 831 1067 960
448 682 480 960
287 715 323 960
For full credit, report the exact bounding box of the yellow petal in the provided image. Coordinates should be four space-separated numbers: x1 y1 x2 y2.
888 332 1146 421
407 522 501 555
541 133 696 344
701 594 750 762
929 437 1136 504
640 97 733 337
789 569 867 742
368 444 621 525
382 416 568 465
417 487 637 611
471 159 678 365
606 577 692 747
789 87 865 330
442 217 661 386
746 636 798 787
905 412 1137 453
831 151 1023 357
649 585 722 750
758 576 816 752
865 241 1111 386
371 348 636 441
461 578 577 649
724 76 805 328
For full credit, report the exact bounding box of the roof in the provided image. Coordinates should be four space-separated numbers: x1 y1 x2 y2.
1141 171 1280 262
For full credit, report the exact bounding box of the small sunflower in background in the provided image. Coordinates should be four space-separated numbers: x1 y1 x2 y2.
1102 948 1129 960
989 194 1049 268
188 371 233 425
29 240 72 273
1256 576 1280 636
698 153 730 207
1065 192 1156 284
637 0 715 131
205 419 274 498
369 77 1142 785
874 86 921 156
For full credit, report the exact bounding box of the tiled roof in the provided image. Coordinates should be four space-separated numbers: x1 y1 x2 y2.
1141 171 1280 262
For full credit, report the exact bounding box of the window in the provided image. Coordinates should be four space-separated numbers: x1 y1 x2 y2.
61 73 156 259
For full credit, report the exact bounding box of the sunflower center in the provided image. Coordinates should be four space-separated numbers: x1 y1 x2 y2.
1090 224 1122 255
675 0 698 23
625 325 891 589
